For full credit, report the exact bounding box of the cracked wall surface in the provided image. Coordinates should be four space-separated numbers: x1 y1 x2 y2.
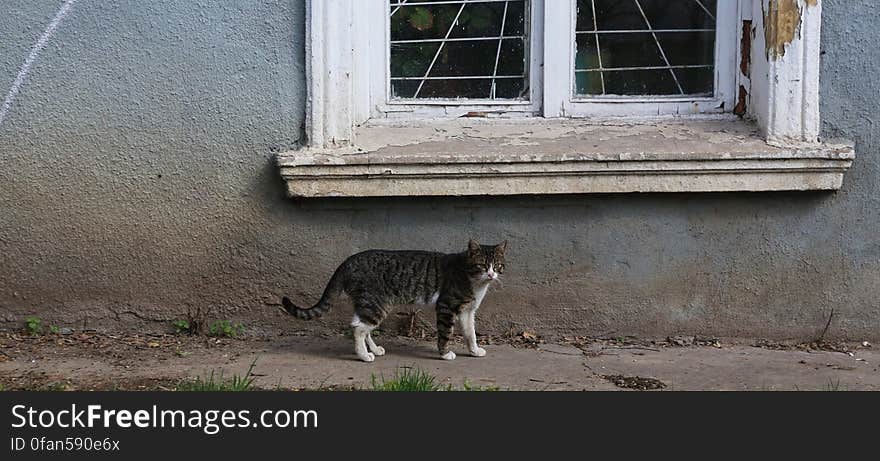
0 0 878 341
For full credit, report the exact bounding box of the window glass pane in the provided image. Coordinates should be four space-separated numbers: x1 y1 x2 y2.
574 0 717 97
389 0 529 101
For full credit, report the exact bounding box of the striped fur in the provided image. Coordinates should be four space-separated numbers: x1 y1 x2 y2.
280 239 507 362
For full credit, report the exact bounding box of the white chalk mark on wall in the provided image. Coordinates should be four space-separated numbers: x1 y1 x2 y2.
0 0 79 127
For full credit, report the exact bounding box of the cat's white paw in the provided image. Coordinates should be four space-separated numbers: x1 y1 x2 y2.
372 346 386 356
469 347 487 357
441 351 456 361
359 352 375 362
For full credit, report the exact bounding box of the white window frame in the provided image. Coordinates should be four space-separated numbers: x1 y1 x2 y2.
370 0 544 118
357 0 737 119
293 1 851 197
356 0 544 119
307 0 826 146
544 0 739 117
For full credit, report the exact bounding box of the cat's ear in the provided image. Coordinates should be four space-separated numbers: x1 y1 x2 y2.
468 239 481 252
496 240 508 253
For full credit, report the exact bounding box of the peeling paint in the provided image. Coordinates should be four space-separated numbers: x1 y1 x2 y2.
740 20 752 75
763 0 818 59
734 85 748 117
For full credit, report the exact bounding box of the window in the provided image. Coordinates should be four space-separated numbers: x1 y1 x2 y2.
574 0 719 97
388 0 531 101
375 0 542 116
287 0 851 197
375 0 736 117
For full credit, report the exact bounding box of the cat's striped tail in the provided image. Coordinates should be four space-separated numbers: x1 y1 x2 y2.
280 265 346 320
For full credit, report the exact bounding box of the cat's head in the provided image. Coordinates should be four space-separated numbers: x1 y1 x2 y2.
466 239 507 283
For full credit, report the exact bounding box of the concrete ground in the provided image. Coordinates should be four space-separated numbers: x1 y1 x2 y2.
1 332 878 391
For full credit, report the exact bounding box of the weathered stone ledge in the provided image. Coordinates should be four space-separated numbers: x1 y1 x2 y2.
278 118 854 197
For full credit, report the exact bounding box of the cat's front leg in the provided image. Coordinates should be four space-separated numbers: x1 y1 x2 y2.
436 302 457 360
461 310 486 357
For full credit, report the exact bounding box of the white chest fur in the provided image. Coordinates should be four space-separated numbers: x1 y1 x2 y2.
467 282 491 312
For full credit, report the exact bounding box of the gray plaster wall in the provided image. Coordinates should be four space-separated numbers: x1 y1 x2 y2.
0 0 877 341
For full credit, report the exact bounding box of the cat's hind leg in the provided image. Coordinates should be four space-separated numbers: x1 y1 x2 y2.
365 331 385 356
352 301 387 362
351 317 375 363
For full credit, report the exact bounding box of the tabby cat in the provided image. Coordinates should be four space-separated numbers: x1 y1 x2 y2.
281 240 507 362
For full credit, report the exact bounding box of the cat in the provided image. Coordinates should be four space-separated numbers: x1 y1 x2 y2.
281 239 507 362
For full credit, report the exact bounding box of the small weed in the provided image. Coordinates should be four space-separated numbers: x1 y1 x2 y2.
171 319 193 335
372 367 445 391
371 367 498 392
0 383 6 391
24 317 62 336
174 349 191 358
176 358 258 391
208 320 244 338
823 378 843 391
25 317 42 335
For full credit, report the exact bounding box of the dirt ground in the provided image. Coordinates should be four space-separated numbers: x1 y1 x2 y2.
0 330 877 391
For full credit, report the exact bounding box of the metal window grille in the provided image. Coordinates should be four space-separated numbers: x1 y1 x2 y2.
574 0 718 97
389 0 530 100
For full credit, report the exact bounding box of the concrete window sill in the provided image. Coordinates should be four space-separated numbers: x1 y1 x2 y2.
276 118 854 197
